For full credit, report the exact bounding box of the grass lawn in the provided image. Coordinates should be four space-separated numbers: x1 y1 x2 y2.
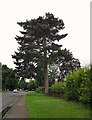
0 90 11 92
25 92 91 119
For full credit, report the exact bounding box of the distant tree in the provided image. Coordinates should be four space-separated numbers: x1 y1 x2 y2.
48 48 73 86
27 80 37 90
18 80 28 90
12 13 69 94
48 64 60 86
59 58 81 81
2 65 19 91
35 48 73 87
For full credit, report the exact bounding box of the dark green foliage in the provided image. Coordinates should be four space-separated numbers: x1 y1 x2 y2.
2 64 19 91
50 81 66 94
18 80 28 90
90 64 92 108
35 64 44 86
35 86 45 93
12 13 71 93
12 13 68 79
27 80 37 90
59 58 81 81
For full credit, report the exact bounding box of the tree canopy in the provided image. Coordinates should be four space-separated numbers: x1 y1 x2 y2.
12 13 72 94
2 64 19 91
59 58 81 81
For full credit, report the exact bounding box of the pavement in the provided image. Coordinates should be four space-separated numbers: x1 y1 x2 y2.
6 95 28 118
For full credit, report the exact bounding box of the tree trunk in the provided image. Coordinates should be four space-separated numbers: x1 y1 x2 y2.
44 64 49 94
43 36 49 94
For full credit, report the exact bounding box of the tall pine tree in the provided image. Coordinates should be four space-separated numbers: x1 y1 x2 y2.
12 13 69 94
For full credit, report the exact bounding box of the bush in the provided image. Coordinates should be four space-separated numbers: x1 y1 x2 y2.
35 86 45 93
90 65 92 107
65 69 84 101
27 80 37 91
78 65 92 104
50 81 66 94
65 66 91 104
49 65 92 104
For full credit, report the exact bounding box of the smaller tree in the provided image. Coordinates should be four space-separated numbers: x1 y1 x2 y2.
48 63 60 86
59 58 81 81
2 65 19 91
5 77 18 91
27 80 37 90
18 80 28 90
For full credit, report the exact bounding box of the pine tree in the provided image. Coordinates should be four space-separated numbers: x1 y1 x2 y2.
12 13 68 94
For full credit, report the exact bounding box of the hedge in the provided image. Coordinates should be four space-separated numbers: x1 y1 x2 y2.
50 65 92 104
50 81 66 94
35 86 45 93
65 66 91 104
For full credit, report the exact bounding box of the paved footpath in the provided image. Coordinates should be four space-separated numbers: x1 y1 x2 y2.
6 95 28 118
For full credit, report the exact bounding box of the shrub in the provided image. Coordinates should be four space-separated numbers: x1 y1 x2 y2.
78 65 92 104
90 65 92 107
50 81 66 94
49 84 56 93
78 78 90 104
35 86 45 93
49 65 92 104
65 66 91 104
27 80 37 91
65 68 85 101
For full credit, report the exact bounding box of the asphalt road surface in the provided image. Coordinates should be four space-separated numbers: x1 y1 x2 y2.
0 91 29 112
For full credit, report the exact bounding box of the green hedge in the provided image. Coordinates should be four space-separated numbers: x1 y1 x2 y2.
65 68 84 101
50 65 92 104
90 65 92 107
35 86 45 93
50 81 66 94
65 66 91 104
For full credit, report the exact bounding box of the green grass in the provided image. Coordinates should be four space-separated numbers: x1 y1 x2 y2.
25 92 91 119
0 90 11 92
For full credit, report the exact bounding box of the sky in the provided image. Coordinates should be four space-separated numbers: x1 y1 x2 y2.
0 0 91 69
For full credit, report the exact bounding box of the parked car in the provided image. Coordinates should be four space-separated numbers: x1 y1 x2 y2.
13 89 18 93
25 90 28 92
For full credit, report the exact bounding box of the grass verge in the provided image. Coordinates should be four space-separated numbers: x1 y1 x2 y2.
0 90 11 92
25 92 91 119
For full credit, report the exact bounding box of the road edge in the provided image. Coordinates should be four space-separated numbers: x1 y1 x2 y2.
2 95 22 118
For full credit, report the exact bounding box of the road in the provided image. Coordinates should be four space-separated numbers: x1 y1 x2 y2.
0 91 29 113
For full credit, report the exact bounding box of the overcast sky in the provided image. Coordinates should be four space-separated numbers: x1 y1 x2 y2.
0 0 91 69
